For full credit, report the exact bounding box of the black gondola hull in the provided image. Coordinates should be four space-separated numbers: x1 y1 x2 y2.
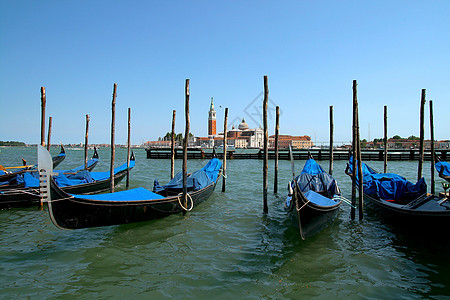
364 193 450 227
286 191 340 239
48 181 216 229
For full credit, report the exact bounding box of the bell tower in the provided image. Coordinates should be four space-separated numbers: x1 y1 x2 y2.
208 97 216 136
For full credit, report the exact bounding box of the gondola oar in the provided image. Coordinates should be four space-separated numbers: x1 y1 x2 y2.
289 145 305 240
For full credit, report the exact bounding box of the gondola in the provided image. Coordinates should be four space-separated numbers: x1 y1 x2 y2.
345 156 450 225
286 149 341 240
51 144 66 168
0 144 67 182
435 155 450 183
0 147 132 209
37 146 222 230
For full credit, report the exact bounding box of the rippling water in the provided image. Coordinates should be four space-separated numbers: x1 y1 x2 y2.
1 147 449 298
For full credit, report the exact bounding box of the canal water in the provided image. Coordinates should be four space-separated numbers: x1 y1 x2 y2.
1 147 449 298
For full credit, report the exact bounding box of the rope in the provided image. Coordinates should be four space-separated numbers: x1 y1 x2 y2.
296 199 310 211
177 193 194 211
333 195 357 209
1 188 40 196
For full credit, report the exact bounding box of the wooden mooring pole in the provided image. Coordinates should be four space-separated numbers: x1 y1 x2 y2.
171 110 176 179
263 75 269 214
418 89 426 181
274 106 280 193
183 79 190 212
384 106 388 173
329 106 334 175
47 116 52 151
356 103 364 220
222 107 228 192
430 100 435 194
84 114 90 169
351 80 357 220
110 83 117 193
40 87 46 147
126 108 131 189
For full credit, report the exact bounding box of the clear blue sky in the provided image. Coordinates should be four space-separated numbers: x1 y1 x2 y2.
1 0 449 145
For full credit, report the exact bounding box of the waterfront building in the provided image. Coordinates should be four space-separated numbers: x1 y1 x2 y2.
269 135 313 149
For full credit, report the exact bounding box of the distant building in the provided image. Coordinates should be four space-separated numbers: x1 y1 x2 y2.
268 135 313 149
208 97 216 137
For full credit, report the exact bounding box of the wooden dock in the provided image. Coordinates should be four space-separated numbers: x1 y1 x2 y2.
146 147 449 161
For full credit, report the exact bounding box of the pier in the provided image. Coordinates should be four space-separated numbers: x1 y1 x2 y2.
145 147 449 161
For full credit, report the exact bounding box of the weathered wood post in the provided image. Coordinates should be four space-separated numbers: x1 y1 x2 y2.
84 114 90 169
183 79 190 212
222 107 228 192
430 100 435 194
47 116 52 151
274 106 280 193
110 83 117 193
126 108 131 189
418 89 426 181
384 105 388 173
263 75 269 214
40 87 46 147
351 80 357 220
356 104 364 220
171 110 176 179
329 106 334 175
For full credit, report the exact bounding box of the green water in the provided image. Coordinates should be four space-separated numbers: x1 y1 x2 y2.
1 147 449 298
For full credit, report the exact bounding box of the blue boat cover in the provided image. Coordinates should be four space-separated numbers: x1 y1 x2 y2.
295 158 340 198
304 190 340 207
436 161 450 177
15 172 40 188
71 187 165 201
153 158 222 193
300 158 326 175
89 160 135 181
348 156 426 200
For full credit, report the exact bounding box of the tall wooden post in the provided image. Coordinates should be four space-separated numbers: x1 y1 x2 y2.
171 110 176 179
263 76 269 214
222 108 228 192
351 80 357 220
47 116 52 151
126 108 131 189
40 87 46 147
418 89 426 181
430 100 435 194
356 104 364 220
110 83 117 193
183 79 190 211
274 106 280 193
384 105 388 173
329 106 334 175
84 114 90 169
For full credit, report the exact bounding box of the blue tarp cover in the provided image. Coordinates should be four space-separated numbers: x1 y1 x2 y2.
300 158 325 175
153 158 222 193
295 158 340 198
90 160 135 181
436 161 450 177
304 190 339 206
16 172 40 188
348 156 426 200
71 187 165 201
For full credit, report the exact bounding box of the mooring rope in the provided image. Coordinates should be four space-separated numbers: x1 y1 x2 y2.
333 195 357 209
296 199 310 211
1 188 40 196
177 193 194 211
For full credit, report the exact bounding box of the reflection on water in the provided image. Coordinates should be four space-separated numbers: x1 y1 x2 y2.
1 147 449 298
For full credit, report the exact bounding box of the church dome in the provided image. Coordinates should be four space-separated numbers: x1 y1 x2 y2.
238 118 249 130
